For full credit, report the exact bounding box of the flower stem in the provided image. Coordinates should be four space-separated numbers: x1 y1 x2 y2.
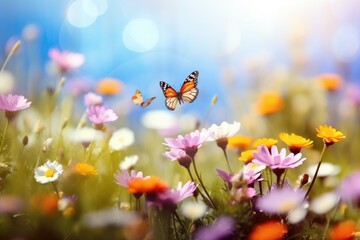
174 211 187 235
222 148 233 173
304 143 327 200
281 169 288 188
0 119 9 153
1 40 21 72
52 181 60 198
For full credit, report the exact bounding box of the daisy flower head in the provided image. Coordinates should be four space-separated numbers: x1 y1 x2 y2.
119 155 138 170
228 135 252 150
86 105 118 128
75 162 98 176
34 160 64 184
48 48 85 73
206 121 241 142
253 137 278 150
108 128 135 151
316 125 345 146
255 91 284 116
239 149 257 164
0 94 31 120
163 148 192 169
180 200 207 220
279 132 313 154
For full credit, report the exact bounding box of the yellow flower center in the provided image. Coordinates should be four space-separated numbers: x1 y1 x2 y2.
45 169 55 178
279 201 297 212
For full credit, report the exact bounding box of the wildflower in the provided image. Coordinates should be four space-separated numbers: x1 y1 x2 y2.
64 127 104 148
108 128 135 151
317 73 343 92
228 135 252 150
239 149 257 164
34 160 63 184
316 125 345 146
163 148 192 169
96 77 123 95
310 192 339 215
193 215 236 240
242 162 266 185
0 94 31 120
48 48 85 73
84 92 103 106
307 162 340 178
256 185 306 214
206 121 241 144
329 220 356 240
279 132 313 154
31 193 59 215
86 105 118 127
163 129 209 158
114 170 148 188
248 221 288 240
253 138 278 150
337 170 360 203
128 176 168 194
180 201 207 220
255 91 284 115
216 168 233 188
75 163 98 176
119 155 138 170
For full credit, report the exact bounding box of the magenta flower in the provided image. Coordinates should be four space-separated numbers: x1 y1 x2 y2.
86 105 118 125
0 94 31 112
337 170 360 203
216 168 233 188
236 187 256 199
84 92 103 107
163 148 192 169
114 170 148 188
253 145 306 170
163 129 209 158
256 184 306 214
49 48 85 73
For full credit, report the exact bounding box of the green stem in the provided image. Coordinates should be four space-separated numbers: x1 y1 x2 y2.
304 144 327 200
222 148 233 173
52 181 59 197
0 119 9 154
174 211 187 235
281 169 288 188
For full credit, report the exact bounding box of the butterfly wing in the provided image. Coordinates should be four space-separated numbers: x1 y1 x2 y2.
179 70 199 103
140 96 156 108
132 90 144 105
160 81 179 111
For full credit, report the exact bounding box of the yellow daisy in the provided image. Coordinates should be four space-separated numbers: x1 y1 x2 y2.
239 149 257 164
228 135 252 150
253 138 278 150
75 163 98 176
255 91 284 116
279 132 313 154
316 125 345 146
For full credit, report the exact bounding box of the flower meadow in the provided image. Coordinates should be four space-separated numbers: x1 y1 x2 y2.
0 41 360 240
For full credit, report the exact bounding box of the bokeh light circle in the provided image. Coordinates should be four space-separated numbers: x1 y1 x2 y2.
332 24 360 62
122 18 159 52
67 0 98 28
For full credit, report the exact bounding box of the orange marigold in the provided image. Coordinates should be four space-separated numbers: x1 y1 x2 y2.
316 125 345 146
255 91 284 116
228 135 252 150
317 74 343 91
253 138 278 150
128 176 168 194
279 132 313 154
248 221 288 240
75 163 98 176
239 149 257 164
329 220 356 240
96 78 123 95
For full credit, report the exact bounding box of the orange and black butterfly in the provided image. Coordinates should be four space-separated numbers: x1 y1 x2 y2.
131 90 156 108
159 70 199 111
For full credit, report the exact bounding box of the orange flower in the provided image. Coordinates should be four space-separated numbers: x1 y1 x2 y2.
75 162 98 176
316 125 345 146
228 135 252 150
31 193 59 215
279 132 313 154
248 221 288 240
329 220 356 240
317 74 343 91
239 149 257 164
128 176 168 194
253 138 278 150
96 78 123 95
255 91 284 115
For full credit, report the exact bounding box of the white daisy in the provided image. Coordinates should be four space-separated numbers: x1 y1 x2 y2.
119 155 139 170
64 127 104 145
206 121 241 141
309 192 339 215
34 160 63 184
307 162 340 178
180 201 207 220
108 128 135 151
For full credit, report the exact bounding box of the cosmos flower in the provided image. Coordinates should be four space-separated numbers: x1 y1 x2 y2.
86 105 118 125
253 145 306 170
248 221 288 240
279 132 313 154
180 201 207 220
163 148 192 169
108 128 135 151
48 48 85 73
256 185 306 214
253 138 278 150
255 91 284 116
0 94 31 120
34 160 64 184
96 78 123 95
119 155 139 170
84 92 103 107
316 125 345 146
75 163 98 176
193 215 236 240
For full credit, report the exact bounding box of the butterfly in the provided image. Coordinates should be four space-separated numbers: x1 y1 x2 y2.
131 90 156 108
159 70 199 111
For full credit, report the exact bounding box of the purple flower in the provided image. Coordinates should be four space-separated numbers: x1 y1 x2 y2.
84 92 103 107
241 163 265 185
114 170 147 188
163 129 209 158
193 215 236 240
163 148 192 168
337 170 360 203
253 145 306 170
216 168 233 188
236 187 256 199
256 184 306 214
49 48 85 73
86 105 118 125
0 94 31 112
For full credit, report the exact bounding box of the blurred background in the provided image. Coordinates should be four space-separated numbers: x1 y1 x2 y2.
1 0 360 125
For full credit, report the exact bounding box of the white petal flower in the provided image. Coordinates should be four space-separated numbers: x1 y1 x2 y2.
141 110 177 130
64 127 104 144
119 155 139 170
206 121 241 141
307 162 340 178
108 128 135 151
288 204 308 224
310 192 339 215
34 160 63 184
180 201 207 220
